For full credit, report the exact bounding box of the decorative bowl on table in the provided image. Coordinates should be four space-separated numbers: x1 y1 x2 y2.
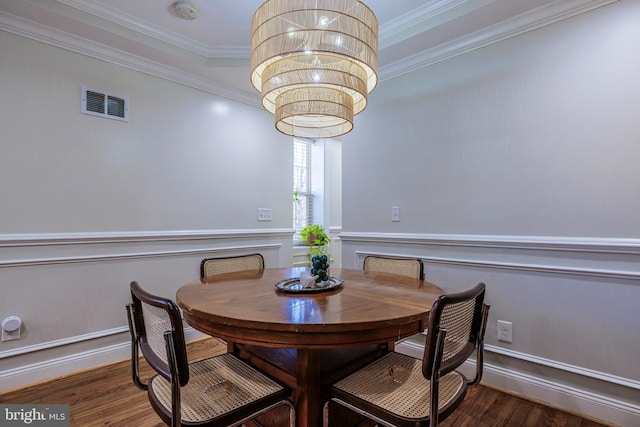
274 276 344 293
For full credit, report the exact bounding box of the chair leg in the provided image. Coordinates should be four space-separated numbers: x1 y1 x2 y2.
125 304 147 391
430 329 447 427
323 401 330 427
468 304 490 388
325 398 396 427
164 331 181 427
229 400 296 427
288 401 296 427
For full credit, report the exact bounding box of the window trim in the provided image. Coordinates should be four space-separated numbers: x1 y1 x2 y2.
293 138 314 243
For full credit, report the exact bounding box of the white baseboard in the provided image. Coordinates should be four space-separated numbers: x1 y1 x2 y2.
0 328 206 392
480 360 639 427
4 327 637 426
395 340 639 427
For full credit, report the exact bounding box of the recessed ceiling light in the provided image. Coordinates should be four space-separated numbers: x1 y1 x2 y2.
173 2 198 20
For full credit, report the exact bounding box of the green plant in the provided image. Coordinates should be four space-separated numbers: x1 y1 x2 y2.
299 224 330 247
309 245 330 258
299 224 332 260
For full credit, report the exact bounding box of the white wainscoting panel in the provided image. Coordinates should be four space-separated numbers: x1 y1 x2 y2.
0 229 293 390
343 232 640 426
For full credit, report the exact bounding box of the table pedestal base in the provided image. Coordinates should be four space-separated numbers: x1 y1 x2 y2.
234 344 387 427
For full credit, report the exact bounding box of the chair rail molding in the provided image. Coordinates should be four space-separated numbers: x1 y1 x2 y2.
1 245 286 269
355 250 639 282
345 232 640 281
0 229 295 247
0 229 294 268
341 232 640 254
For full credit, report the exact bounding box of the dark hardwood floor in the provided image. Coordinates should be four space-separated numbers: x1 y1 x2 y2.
0 338 614 427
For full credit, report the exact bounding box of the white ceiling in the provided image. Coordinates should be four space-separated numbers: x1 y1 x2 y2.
0 0 613 105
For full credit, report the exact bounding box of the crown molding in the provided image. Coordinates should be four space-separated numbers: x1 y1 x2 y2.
59 0 492 59
379 0 496 49
57 0 250 59
379 0 619 81
0 0 620 102
0 11 260 107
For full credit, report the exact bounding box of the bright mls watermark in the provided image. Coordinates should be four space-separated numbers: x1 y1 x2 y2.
1 405 69 426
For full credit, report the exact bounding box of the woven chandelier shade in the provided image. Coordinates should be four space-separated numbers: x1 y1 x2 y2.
251 0 378 138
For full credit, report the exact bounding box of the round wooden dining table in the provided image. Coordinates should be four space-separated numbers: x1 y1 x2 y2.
176 267 444 427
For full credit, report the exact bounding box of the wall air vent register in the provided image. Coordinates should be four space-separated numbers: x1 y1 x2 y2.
81 86 128 122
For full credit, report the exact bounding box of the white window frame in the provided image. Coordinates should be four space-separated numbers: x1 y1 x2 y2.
293 138 314 243
293 138 342 265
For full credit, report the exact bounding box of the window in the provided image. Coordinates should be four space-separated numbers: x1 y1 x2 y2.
293 139 313 242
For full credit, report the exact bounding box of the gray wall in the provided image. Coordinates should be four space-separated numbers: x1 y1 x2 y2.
344 2 639 237
1 2 638 425
0 32 295 388
342 1 639 425
0 32 293 233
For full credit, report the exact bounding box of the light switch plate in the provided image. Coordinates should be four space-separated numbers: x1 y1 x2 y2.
257 208 272 221
391 206 400 222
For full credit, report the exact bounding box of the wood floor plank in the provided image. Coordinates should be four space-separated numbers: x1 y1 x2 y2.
0 338 615 427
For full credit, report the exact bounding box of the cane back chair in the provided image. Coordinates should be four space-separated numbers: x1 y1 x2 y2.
363 255 424 280
324 282 489 427
126 281 294 427
200 253 264 279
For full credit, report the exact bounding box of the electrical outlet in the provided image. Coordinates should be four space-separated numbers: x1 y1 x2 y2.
257 208 272 221
497 320 512 343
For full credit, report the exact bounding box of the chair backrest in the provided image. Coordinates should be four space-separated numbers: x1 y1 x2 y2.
363 255 423 279
200 253 265 278
422 282 487 379
129 281 190 387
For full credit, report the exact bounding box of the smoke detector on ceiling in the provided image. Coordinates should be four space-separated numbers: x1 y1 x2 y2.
173 2 199 20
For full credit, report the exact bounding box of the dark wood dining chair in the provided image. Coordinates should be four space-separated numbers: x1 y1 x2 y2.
363 255 424 280
200 253 264 279
323 282 489 427
126 281 294 427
